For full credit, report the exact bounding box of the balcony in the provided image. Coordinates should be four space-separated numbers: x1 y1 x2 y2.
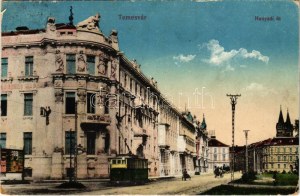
80 114 111 131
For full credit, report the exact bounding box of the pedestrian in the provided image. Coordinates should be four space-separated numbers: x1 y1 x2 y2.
182 169 188 181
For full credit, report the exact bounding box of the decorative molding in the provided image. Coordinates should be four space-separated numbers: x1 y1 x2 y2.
110 58 118 80
54 89 64 102
55 50 64 73
19 90 38 95
77 54 87 72
23 116 33 120
76 14 101 32
77 89 86 102
1 77 13 82
17 75 39 81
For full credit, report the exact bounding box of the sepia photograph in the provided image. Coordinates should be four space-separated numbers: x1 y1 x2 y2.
0 0 299 195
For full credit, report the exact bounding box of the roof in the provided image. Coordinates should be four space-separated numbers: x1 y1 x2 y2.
2 29 45 36
208 138 229 147
268 137 298 146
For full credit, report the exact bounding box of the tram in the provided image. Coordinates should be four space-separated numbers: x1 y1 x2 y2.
109 155 148 184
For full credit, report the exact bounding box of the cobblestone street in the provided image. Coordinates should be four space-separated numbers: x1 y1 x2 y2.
1 172 242 195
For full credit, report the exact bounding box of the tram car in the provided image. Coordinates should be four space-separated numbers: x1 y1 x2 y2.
109 155 148 184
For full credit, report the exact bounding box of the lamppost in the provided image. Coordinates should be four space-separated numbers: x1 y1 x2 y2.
243 130 250 174
227 94 241 181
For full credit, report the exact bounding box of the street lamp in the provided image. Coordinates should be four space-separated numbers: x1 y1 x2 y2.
243 130 250 174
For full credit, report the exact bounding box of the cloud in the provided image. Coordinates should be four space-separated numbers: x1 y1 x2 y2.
239 48 269 63
245 83 265 91
244 82 277 97
203 39 269 68
173 54 196 63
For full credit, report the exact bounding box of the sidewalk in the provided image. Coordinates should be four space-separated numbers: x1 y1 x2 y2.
229 183 297 189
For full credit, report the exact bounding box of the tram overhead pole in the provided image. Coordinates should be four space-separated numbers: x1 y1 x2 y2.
226 94 241 181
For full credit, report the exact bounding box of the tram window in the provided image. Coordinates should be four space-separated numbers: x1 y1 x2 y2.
134 160 138 168
112 160 116 164
122 160 126 164
117 160 121 164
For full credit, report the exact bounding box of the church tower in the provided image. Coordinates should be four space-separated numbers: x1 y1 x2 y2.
276 106 294 137
284 109 293 137
276 106 285 137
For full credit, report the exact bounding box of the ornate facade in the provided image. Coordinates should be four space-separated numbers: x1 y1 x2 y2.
0 13 209 180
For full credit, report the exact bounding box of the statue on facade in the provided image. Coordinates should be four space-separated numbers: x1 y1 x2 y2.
110 58 118 80
77 13 100 31
98 53 109 75
77 54 87 72
98 60 107 75
55 51 64 72
77 90 87 102
54 89 64 102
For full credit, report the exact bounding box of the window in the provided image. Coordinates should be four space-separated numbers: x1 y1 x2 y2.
124 74 127 87
214 154 217 161
24 168 32 177
87 93 95 114
284 164 286 169
0 133 6 148
278 164 280 169
290 147 292 153
283 156 286 161
283 148 286 153
66 54 76 74
290 156 293 161
87 56 95 75
65 92 75 114
24 93 33 116
135 83 138 95
1 58 8 77
87 132 96 155
24 132 32 155
1 94 7 116
25 56 33 76
223 148 225 153
104 96 109 114
130 78 133 91
278 156 280 161
214 148 217 153
222 154 226 161
65 131 76 154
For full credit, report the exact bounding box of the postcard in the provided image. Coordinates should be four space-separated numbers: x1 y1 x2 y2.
0 0 299 195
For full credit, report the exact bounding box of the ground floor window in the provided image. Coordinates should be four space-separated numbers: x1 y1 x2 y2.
66 168 75 178
24 168 32 177
0 133 6 148
87 132 96 155
24 132 32 155
65 131 75 154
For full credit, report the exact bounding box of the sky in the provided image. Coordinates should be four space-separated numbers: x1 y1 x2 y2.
2 0 299 146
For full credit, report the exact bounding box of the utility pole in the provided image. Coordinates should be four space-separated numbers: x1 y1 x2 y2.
69 128 73 182
243 130 250 174
226 94 241 181
74 101 78 182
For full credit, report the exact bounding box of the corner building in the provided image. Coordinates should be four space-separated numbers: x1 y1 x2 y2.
1 14 209 180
